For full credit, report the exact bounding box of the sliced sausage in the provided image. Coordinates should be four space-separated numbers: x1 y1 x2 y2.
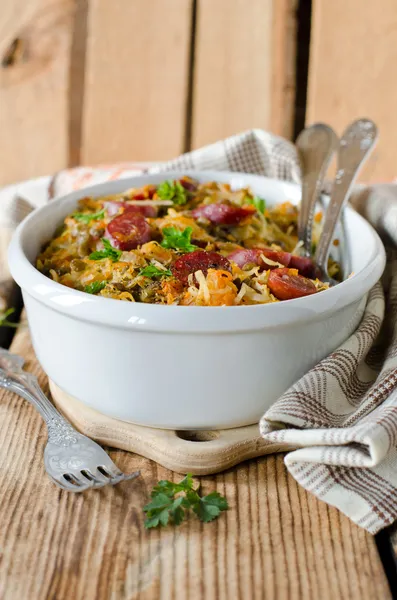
104 201 156 218
172 250 231 283
191 203 255 225
289 255 316 278
267 268 317 300
179 176 198 192
228 248 262 268
261 248 291 268
228 248 291 270
105 213 151 250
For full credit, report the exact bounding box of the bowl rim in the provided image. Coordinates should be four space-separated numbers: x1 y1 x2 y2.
8 170 386 333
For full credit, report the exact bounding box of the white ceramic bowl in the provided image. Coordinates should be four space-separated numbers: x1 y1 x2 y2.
8 171 386 430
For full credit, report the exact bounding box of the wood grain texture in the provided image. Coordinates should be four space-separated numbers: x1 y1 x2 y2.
191 0 297 148
0 325 391 599
270 0 298 140
81 0 193 164
68 0 88 167
50 380 279 475
307 0 397 183
0 0 74 186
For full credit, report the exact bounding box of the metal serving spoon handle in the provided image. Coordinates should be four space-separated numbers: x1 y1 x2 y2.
315 118 378 279
296 123 339 257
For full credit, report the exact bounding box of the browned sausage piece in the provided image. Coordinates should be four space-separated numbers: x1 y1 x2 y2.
105 213 151 250
267 268 317 300
192 203 255 225
172 250 231 283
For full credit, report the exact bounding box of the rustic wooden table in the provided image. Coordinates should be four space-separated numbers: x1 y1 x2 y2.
0 321 393 599
2 1 397 597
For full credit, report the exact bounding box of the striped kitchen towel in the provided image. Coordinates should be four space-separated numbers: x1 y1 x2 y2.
3 128 397 534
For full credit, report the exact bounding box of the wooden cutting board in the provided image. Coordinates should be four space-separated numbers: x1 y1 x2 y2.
49 380 276 475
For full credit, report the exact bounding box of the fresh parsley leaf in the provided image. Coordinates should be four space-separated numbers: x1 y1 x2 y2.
245 195 266 214
171 500 185 526
143 493 174 528
157 180 187 205
151 473 194 497
139 265 172 278
160 227 198 252
84 281 107 294
73 209 105 223
89 238 122 262
192 491 229 523
0 308 19 328
177 473 194 491
151 479 177 497
143 493 186 528
143 473 227 529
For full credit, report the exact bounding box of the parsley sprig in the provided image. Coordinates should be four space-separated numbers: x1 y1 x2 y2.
0 308 18 328
72 209 105 224
138 265 172 278
89 238 122 262
161 227 198 252
245 195 266 214
143 473 228 529
84 281 107 294
157 180 187 205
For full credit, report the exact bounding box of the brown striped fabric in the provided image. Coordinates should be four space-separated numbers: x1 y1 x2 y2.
260 226 397 534
4 129 396 533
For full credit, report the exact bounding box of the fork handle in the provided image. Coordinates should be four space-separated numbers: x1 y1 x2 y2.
0 363 78 444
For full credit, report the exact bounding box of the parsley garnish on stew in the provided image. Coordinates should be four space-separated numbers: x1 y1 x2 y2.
157 180 187 205
246 195 266 214
89 238 122 262
139 265 172 278
161 227 198 252
84 281 107 294
143 473 228 528
73 209 105 224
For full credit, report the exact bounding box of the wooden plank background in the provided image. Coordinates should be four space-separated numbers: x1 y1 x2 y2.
307 0 397 183
191 0 297 148
0 0 297 186
0 0 75 186
81 0 193 164
2 1 397 186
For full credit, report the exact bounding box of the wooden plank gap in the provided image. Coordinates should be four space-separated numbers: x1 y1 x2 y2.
271 0 299 140
292 0 311 139
183 0 197 153
376 527 397 598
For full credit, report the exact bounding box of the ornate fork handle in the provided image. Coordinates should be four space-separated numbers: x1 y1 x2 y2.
0 350 78 445
0 348 140 491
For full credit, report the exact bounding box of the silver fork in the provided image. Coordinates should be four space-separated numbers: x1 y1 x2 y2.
0 348 140 492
